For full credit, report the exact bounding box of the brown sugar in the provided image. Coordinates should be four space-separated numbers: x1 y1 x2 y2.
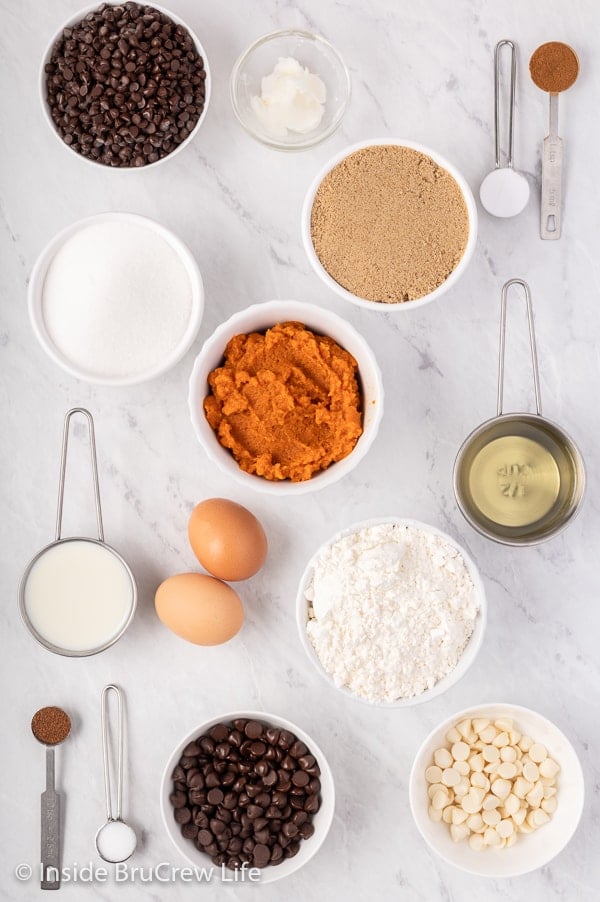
529 42 579 93
31 706 71 745
204 322 363 482
309 145 470 303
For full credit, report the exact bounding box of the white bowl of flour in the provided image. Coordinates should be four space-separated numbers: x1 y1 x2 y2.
296 518 486 707
28 212 204 386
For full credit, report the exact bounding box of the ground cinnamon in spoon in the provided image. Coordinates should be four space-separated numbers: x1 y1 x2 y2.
31 707 71 745
529 42 579 92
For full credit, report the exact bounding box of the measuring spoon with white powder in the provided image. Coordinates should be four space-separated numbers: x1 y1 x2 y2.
19 408 137 656
480 40 529 218
95 685 137 864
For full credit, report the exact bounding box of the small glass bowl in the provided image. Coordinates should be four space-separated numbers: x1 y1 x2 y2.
230 29 351 151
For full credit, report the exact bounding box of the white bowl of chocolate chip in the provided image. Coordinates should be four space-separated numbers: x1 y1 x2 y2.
160 711 335 884
409 703 584 877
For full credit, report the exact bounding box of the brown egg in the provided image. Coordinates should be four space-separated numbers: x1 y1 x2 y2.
188 498 268 581
155 573 244 646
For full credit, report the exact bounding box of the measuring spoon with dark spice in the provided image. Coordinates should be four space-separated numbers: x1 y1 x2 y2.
31 707 72 890
529 42 579 239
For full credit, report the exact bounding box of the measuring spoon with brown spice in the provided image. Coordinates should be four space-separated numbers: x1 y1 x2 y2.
31 707 72 890
529 41 579 240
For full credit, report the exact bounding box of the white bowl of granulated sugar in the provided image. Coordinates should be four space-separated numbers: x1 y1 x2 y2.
28 212 204 386
296 517 487 707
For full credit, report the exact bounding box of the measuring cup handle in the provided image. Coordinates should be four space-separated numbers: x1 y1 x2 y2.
101 684 125 823
55 408 104 542
493 40 517 169
497 279 543 417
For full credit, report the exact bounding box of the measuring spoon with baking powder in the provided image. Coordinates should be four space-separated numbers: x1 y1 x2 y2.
480 40 530 217
529 42 579 239
31 707 72 890
95 685 137 864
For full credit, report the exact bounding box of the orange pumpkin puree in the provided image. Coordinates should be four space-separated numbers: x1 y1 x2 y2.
204 321 363 482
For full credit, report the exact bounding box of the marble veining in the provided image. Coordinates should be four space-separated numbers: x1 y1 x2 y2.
1 0 599 899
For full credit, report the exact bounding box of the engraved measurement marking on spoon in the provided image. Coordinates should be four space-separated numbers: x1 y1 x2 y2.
497 463 532 497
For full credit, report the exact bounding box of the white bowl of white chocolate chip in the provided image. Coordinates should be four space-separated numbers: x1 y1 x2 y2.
409 704 584 877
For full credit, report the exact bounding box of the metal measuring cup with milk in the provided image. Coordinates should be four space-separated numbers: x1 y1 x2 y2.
19 408 137 656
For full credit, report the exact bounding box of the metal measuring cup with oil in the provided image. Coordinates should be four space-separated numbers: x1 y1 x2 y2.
454 279 585 545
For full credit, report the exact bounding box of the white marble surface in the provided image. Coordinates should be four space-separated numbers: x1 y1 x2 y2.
1 0 599 899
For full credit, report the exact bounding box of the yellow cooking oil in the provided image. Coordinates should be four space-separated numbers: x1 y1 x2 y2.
468 433 559 527
459 418 578 534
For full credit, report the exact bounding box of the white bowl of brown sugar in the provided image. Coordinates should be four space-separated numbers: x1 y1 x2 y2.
301 139 478 311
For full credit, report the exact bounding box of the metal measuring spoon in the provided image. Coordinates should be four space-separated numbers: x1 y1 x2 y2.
95 685 137 864
529 42 579 239
480 40 530 218
31 707 72 890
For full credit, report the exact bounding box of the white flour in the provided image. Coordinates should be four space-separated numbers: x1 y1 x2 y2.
305 521 480 703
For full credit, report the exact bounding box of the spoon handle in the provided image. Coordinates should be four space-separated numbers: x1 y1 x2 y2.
41 747 61 890
540 94 562 239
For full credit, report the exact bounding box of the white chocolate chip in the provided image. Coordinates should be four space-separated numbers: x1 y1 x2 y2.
497 818 514 838
432 789 449 810
441 768 460 787
451 741 470 762
529 743 548 764
462 792 483 815
483 827 501 846
494 718 514 732
471 772 489 790
454 778 470 797
473 718 490 734
491 779 511 800
504 794 520 816
425 765 443 784
469 754 484 773
523 761 539 782
452 807 469 825
450 823 470 843
498 762 517 780
428 804 443 822
434 748 453 769
469 832 484 850
479 726 498 744
442 805 454 824
526 782 544 808
482 808 501 827
482 794 501 810
466 813 485 832
539 757 560 778
527 808 550 829
482 745 500 763
424 716 558 852
513 777 533 799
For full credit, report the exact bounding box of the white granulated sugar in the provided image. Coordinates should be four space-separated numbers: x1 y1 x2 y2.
305 522 480 703
42 221 193 378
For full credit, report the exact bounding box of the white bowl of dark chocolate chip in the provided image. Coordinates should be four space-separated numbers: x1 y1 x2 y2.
160 711 335 884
